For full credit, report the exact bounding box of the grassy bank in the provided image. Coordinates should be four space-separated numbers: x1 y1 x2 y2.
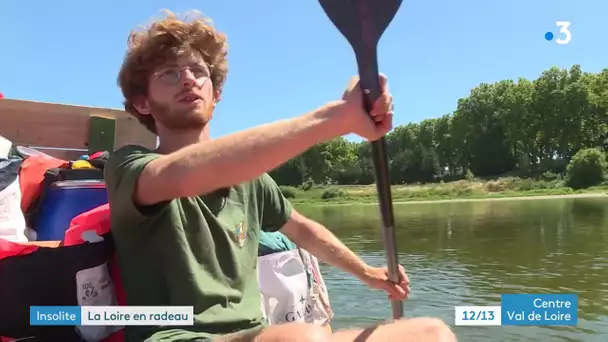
281 177 608 205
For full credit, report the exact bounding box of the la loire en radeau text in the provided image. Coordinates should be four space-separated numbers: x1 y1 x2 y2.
36 311 189 322
88 310 189 322
506 297 574 322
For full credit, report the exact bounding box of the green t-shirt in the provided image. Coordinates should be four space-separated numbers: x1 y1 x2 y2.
104 145 293 342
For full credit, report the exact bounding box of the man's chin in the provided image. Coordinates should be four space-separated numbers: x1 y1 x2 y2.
153 106 213 130
186 106 212 120
199 109 213 123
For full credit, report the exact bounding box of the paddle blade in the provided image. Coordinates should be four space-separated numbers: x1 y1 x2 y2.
318 0 403 50
318 0 402 110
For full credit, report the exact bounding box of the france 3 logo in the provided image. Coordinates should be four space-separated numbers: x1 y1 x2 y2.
545 21 571 45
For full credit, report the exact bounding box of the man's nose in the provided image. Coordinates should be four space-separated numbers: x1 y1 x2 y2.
181 69 198 86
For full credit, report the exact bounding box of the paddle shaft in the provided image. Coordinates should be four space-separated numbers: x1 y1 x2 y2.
316 0 404 320
357 54 403 320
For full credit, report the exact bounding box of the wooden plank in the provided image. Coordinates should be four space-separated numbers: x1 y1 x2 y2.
21 241 62 247
0 99 157 155
0 99 91 149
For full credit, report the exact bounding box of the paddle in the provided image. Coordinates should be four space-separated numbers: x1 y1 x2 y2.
317 0 404 320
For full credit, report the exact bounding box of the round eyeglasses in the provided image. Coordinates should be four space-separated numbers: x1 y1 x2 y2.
153 65 212 86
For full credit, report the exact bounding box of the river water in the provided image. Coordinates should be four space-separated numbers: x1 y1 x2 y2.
298 197 608 342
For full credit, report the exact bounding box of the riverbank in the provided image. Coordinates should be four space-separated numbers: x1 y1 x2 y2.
283 178 608 206
308 192 608 207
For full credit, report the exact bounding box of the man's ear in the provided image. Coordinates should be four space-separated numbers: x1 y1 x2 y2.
132 96 151 115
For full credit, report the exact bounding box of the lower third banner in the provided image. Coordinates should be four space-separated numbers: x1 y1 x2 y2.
501 294 578 326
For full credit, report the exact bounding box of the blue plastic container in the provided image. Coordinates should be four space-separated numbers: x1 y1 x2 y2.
35 180 108 241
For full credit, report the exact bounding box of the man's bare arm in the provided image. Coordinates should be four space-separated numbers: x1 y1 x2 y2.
280 209 370 281
136 102 347 205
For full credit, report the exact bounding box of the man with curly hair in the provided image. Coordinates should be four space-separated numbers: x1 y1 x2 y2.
107 10 456 342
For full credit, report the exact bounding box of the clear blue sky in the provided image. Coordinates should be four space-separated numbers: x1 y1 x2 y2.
1 0 606 140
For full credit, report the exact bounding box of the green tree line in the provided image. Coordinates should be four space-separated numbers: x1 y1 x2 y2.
270 65 608 187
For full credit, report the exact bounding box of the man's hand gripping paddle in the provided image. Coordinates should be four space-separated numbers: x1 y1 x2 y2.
317 0 404 320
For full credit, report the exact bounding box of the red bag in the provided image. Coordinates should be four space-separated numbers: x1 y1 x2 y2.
0 241 39 260
18 154 67 214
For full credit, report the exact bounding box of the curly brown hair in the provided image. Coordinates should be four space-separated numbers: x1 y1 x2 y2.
117 10 228 133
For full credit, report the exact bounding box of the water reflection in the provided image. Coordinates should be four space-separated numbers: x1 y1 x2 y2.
298 197 608 342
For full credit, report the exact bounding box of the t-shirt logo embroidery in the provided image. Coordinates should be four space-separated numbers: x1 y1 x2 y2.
235 222 247 247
